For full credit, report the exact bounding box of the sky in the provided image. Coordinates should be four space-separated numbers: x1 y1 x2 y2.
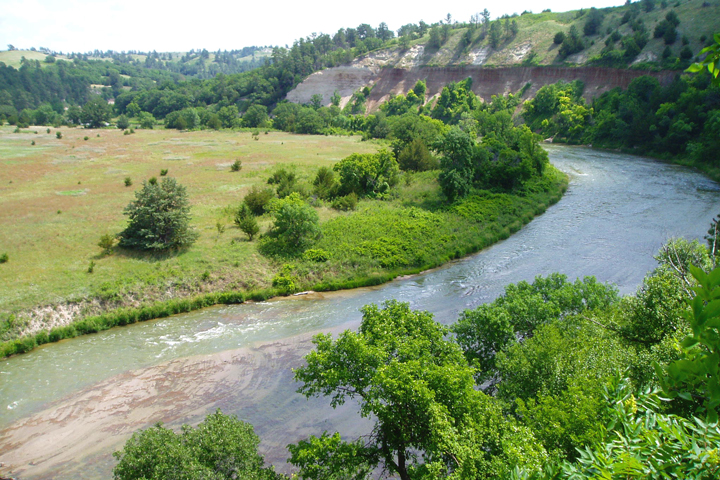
1 0 627 54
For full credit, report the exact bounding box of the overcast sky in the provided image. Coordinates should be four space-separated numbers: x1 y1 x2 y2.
1 0 627 54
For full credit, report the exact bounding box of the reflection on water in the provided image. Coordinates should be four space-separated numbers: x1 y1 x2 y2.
1 145 719 479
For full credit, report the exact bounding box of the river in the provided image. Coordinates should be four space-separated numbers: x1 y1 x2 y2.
1 145 719 479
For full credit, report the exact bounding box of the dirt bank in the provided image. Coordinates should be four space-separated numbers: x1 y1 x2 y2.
287 65 677 111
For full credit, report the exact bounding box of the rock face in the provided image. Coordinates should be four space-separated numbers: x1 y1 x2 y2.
287 65 677 111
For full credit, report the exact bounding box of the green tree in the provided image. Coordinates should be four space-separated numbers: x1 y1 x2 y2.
81 96 112 128
138 112 155 129
312 166 338 200
265 193 320 254
333 149 399 197
113 410 282 480
116 114 130 130
118 177 198 251
243 104 269 128
234 203 260 241
292 301 547 480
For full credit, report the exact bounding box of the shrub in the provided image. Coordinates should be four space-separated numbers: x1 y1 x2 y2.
160 169 168 176
331 192 358 211
303 248 330 262
46 128 50 134
244 185 275 216
264 193 321 254
124 177 132 187
31 140 35 145
312 166 338 199
234 203 259 241
0 253 8 263
231 159 242 172
118 177 198 251
98 233 116 253
88 260 95 273
56 131 62 139
116 114 130 130
272 265 298 293
554 31 566 44
84 136 89 141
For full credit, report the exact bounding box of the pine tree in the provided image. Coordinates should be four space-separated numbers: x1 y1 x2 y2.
119 177 198 251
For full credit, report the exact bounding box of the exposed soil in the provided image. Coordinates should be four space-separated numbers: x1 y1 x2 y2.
287 65 677 111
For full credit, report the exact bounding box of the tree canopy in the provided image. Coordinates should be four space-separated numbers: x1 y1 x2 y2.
118 177 198 251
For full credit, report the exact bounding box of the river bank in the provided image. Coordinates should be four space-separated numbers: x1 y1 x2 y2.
2 145 718 480
0 158 568 358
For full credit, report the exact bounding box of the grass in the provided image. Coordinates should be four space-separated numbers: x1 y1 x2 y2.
0 125 566 357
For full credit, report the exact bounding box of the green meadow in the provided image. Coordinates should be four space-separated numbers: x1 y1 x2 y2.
0 125 566 356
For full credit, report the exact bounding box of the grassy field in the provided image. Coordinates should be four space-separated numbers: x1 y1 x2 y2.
0 50 69 68
0 125 567 356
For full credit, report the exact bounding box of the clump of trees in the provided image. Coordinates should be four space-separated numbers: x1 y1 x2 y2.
113 410 282 480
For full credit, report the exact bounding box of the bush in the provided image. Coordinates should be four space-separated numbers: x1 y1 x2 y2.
303 248 330 262
244 185 275 215
231 159 242 172
234 203 260 241
56 131 62 139
554 31 566 44
116 114 130 130
124 177 132 187
264 193 321 254
160 169 168 176
118 177 198 251
312 166 338 199
0 253 8 263
98 234 116 253
331 192 358 211
113 410 280 480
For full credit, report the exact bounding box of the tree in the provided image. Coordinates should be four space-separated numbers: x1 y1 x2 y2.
113 410 282 480
116 114 130 130
235 203 260 241
243 104 268 128
333 149 400 197
292 301 547 480
118 177 198 251
81 96 112 128
138 112 155 129
264 193 320 254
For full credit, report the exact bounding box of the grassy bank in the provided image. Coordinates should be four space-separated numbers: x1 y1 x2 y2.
0 125 567 358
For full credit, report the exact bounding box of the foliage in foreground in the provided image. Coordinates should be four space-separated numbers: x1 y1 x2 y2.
292 300 547 480
113 410 282 480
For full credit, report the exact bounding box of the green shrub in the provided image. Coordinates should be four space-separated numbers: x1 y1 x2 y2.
234 203 260 241
303 248 330 262
98 233 116 253
160 169 168 176
272 264 298 294
124 177 132 187
231 159 242 172
0 253 8 263
331 192 358 211
56 131 62 139
244 185 275 215
84 136 89 141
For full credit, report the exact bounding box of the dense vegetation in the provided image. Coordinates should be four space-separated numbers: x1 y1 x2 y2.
522 69 720 177
112 235 720 479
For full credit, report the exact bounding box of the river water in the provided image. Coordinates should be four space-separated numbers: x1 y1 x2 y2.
1 145 719 479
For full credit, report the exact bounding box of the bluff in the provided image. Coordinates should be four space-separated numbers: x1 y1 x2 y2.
286 65 677 110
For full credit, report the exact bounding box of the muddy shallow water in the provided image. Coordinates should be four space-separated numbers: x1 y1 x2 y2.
1 145 719 479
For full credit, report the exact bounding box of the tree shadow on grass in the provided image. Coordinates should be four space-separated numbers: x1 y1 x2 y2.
112 245 192 263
